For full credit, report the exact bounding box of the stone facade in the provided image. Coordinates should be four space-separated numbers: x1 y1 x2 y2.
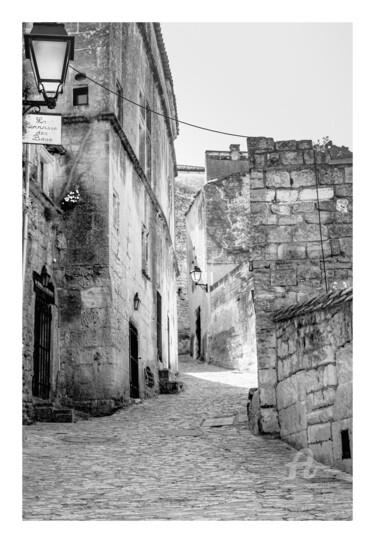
23 23 179 420
186 154 257 373
210 262 257 374
273 287 353 473
247 137 352 433
175 166 205 354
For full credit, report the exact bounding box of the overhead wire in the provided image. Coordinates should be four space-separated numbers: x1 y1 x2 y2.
69 65 249 139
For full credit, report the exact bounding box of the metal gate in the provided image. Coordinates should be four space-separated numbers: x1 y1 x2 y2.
32 297 52 399
129 322 139 398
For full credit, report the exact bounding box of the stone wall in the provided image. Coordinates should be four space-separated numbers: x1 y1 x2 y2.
210 262 257 375
22 146 67 423
273 287 352 473
175 167 205 353
247 137 352 434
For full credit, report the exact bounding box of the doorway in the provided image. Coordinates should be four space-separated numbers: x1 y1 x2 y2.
32 296 52 399
195 306 201 359
129 322 139 398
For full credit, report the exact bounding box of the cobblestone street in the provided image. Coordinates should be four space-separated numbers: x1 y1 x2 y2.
23 355 352 520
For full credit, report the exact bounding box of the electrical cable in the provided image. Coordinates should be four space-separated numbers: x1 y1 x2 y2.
313 151 328 293
69 65 249 139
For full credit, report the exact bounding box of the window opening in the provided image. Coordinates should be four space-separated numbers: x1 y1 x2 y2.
73 86 89 106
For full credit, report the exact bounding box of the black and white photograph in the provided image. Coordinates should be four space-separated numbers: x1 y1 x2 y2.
5 0 373 534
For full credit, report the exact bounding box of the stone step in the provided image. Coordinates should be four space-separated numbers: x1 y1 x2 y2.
33 405 75 423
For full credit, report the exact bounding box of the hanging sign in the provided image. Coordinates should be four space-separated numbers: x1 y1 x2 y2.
23 113 62 145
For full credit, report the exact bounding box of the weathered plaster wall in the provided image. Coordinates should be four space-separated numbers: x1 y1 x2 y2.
205 172 251 284
274 288 352 473
186 190 209 360
186 170 252 364
247 137 352 434
175 167 205 353
210 263 257 375
22 146 67 423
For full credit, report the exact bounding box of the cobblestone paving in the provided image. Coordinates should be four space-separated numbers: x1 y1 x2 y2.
23 356 352 520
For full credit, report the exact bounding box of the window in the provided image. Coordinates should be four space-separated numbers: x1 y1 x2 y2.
141 224 149 277
157 292 162 362
139 89 152 182
341 429 351 460
73 86 89 106
116 80 123 125
38 147 54 198
113 191 119 233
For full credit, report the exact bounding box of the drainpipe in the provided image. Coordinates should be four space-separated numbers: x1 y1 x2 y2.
22 143 31 292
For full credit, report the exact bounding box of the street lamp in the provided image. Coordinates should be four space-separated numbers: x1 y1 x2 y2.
190 265 208 292
134 293 140 310
24 22 74 110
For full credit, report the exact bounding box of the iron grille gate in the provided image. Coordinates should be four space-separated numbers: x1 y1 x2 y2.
32 297 52 399
129 322 139 398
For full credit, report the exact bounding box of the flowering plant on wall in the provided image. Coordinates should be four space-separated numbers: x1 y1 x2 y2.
61 188 80 210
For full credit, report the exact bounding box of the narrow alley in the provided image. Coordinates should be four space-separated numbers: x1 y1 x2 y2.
23 355 352 521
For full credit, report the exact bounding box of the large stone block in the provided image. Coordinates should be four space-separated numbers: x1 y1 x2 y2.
290 169 316 187
251 189 275 202
265 170 291 188
336 343 352 384
248 137 275 152
297 140 313 150
307 406 333 426
299 187 334 201
268 226 293 243
304 369 320 394
279 402 307 436
277 243 306 260
260 407 280 434
328 224 352 239
271 267 297 286
250 170 264 189
319 167 344 185
344 166 353 184
276 190 299 204
333 382 352 421
280 152 304 165
304 150 315 164
284 430 308 450
276 140 297 151
308 422 332 443
251 202 268 214
270 203 291 215
293 224 328 242
307 241 331 259
307 387 336 411
277 377 298 410
309 440 334 466
259 386 276 407
323 364 338 387
258 368 277 386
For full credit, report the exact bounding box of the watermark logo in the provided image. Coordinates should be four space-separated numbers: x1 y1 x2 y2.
285 448 319 480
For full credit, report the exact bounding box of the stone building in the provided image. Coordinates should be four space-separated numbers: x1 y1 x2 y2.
22 23 179 422
175 165 205 354
185 145 257 373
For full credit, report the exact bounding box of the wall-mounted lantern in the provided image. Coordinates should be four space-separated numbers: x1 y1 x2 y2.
23 22 75 110
134 292 140 310
190 265 208 292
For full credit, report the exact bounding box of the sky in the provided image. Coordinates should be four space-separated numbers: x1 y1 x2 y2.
161 23 352 167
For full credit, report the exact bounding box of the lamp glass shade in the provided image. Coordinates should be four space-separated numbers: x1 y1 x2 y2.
25 23 74 100
190 266 202 283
